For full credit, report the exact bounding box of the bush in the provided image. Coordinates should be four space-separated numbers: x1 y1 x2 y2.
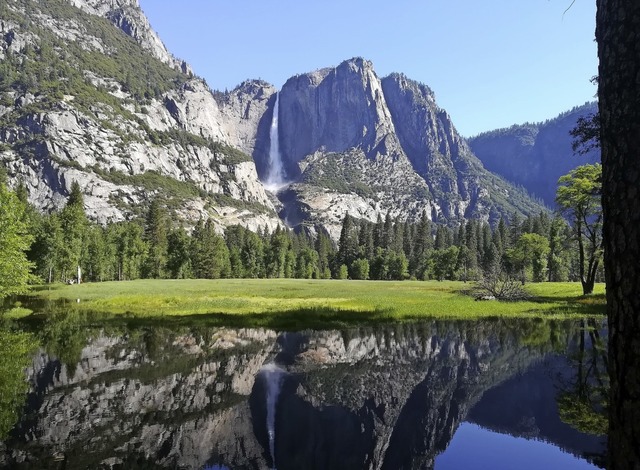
476 266 528 301
337 264 349 280
350 258 369 280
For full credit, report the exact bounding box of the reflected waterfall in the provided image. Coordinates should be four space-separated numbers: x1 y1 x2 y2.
261 363 286 469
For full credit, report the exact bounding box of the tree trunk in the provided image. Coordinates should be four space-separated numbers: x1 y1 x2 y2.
596 1 640 468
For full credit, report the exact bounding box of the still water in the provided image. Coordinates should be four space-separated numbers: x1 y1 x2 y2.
0 317 607 469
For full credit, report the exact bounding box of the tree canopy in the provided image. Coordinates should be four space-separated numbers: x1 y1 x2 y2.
0 178 33 298
556 163 603 295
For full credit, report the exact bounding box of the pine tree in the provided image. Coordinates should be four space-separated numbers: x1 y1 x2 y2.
83 225 112 282
191 220 230 279
167 226 192 279
336 213 358 272
241 231 264 278
143 198 169 279
382 213 394 250
315 231 334 279
59 181 88 282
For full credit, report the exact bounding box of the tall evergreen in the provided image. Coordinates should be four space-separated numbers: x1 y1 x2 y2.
191 219 230 279
336 213 358 273
143 198 169 279
112 221 146 281
167 226 192 279
59 181 88 282
241 230 264 278
315 231 334 279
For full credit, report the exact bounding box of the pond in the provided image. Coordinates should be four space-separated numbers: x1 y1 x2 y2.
0 316 607 469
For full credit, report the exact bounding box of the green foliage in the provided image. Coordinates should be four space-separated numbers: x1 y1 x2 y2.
143 198 169 279
83 225 113 282
41 310 91 376
430 246 460 281
508 233 550 283
211 194 273 215
110 221 147 280
350 258 370 280
191 219 230 279
570 112 600 156
301 155 376 199
0 180 34 298
337 264 349 280
167 227 192 279
557 394 608 436
1 0 189 103
94 168 202 201
556 164 603 295
58 181 88 281
556 164 602 217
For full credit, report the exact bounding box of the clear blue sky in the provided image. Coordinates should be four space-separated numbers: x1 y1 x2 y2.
138 0 597 137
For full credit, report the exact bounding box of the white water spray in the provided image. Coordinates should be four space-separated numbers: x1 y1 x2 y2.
264 93 287 192
261 363 286 469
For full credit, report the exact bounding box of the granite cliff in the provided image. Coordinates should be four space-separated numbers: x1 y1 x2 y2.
0 0 550 237
0 0 280 231
261 59 546 237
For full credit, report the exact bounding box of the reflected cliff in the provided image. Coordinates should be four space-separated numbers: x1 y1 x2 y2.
0 318 606 469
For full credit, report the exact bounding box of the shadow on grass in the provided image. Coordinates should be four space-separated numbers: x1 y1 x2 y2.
13 305 412 332
106 306 406 331
456 285 606 316
526 293 606 317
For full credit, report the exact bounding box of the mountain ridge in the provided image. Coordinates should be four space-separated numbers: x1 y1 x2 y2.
468 101 600 207
1 0 554 238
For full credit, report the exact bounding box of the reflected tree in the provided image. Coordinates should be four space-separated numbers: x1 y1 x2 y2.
557 319 608 437
0 330 38 439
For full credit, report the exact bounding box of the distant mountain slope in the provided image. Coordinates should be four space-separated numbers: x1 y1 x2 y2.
0 0 279 230
468 102 600 208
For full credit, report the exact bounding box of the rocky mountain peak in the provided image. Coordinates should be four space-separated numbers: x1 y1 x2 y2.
67 0 188 72
0 0 550 238
249 58 547 236
276 57 401 173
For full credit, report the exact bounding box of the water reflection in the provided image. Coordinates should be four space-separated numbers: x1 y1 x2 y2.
0 317 607 469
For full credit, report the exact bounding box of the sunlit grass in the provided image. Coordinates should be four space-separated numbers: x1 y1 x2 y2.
26 279 606 327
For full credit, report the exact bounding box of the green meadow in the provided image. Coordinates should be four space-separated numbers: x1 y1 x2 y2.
19 279 606 330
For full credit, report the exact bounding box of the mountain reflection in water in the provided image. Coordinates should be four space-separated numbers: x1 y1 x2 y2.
0 318 607 469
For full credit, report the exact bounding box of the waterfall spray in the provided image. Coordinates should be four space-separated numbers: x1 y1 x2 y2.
261 363 286 469
264 93 286 192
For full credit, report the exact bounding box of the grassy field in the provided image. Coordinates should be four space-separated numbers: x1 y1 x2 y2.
21 279 606 329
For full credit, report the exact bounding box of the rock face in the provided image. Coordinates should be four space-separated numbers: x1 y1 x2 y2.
68 0 188 72
468 102 600 208
1 0 552 236
0 0 280 231
0 320 605 469
257 59 547 237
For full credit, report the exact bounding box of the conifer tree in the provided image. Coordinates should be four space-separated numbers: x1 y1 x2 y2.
336 214 358 272
143 198 169 279
167 226 192 279
59 181 88 282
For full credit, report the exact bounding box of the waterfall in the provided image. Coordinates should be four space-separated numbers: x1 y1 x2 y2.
264 93 286 192
261 363 286 469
